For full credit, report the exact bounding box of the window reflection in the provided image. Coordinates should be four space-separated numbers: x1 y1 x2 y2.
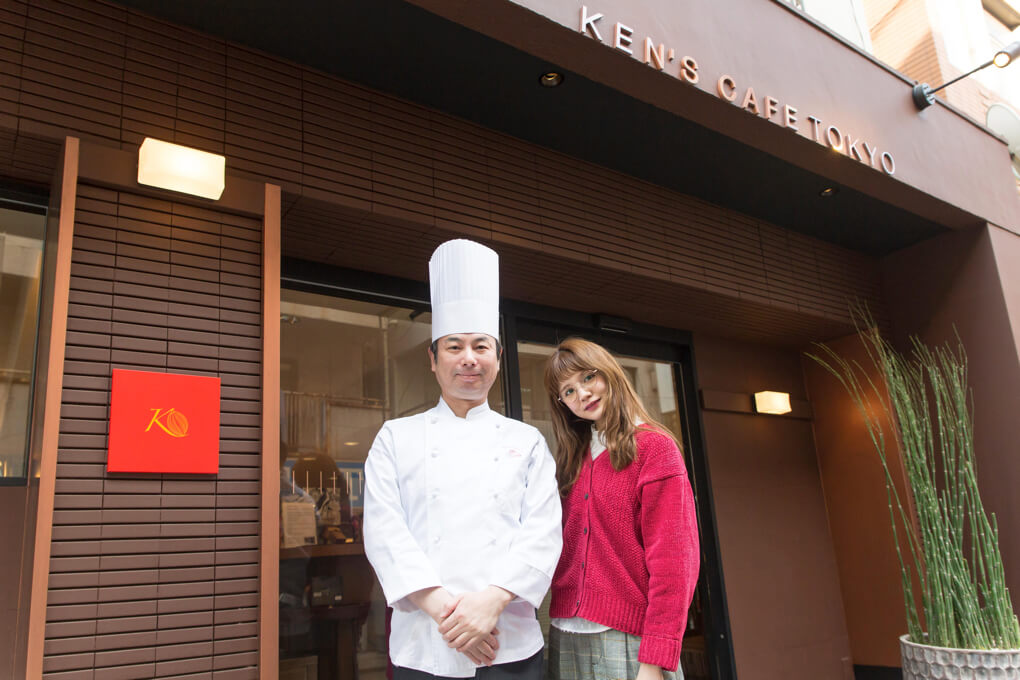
0 202 46 480
279 289 504 680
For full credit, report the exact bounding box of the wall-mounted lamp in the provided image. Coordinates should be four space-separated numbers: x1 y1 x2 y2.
753 391 792 415
700 389 810 418
137 138 226 200
912 41 1020 110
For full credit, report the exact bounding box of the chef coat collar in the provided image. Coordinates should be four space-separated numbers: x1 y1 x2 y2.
436 396 491 421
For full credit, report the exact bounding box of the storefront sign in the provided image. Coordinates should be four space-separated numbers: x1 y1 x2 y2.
107 369 221 473
579 6 896 175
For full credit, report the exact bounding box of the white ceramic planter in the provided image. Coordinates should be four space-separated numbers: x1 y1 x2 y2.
900 635 1020 680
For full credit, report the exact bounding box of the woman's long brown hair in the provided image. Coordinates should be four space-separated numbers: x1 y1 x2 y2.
543 337 681 495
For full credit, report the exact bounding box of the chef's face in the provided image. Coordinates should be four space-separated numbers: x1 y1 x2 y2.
429 333 501 409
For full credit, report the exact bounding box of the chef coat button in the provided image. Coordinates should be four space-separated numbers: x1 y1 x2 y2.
430 417 438 424
494 456 499 462
493 492 499 500
431 449 439 458
433 536 440 544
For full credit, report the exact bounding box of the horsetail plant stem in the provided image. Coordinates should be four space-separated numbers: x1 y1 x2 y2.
806 309 1020 650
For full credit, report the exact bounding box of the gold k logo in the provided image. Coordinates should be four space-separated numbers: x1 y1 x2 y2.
146 408 190 438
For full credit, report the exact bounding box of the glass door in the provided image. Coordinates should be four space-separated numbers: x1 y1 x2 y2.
508 312 732 680
0 200 47 482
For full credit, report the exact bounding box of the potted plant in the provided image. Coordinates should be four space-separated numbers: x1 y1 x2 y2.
807 315 1020 679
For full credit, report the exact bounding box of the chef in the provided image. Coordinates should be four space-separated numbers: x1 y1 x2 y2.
364 239 562 680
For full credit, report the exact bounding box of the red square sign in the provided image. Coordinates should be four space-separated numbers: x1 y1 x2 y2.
108 369 221 474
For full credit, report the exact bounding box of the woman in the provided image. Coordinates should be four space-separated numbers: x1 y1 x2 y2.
544 338 700 680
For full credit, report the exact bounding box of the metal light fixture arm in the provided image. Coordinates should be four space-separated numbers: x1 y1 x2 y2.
912 41 1020 110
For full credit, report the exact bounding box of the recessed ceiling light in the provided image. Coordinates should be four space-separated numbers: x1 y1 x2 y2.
819 187 838 198
344 441 359 446
539 71 564 87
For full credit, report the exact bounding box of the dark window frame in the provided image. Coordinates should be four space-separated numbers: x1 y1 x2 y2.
504 300 735 680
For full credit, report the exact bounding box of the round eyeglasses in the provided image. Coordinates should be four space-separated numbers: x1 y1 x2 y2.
558 370 599 403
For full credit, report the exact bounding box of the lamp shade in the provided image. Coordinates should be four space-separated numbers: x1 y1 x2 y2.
994 41 1020 68
753 391 792 415
137 138 225 200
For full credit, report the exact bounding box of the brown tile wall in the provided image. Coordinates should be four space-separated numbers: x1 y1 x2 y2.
0 1 919 677
802 333 909 668
882 225 1020 637
0 0 887 348
695 334 854 680
42 183 262 679
861 0 944 91
0 486 35 678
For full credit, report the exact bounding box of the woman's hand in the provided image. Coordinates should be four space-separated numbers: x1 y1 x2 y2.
635 662 664 680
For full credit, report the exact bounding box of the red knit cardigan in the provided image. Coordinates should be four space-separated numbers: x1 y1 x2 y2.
549 429 700 671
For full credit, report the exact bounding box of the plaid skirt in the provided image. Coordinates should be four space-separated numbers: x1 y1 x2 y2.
547 627 684 680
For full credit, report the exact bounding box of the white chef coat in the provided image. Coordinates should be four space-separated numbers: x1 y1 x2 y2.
364 398 563 677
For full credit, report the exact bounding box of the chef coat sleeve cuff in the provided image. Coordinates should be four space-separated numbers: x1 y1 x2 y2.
380 567 444 613
490 559 551 609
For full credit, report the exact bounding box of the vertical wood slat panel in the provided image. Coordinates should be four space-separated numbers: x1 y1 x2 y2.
40 182 262 679
258 184 280 680
26 135 79 680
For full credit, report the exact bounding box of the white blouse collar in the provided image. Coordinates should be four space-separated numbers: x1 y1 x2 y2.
591 421 645 458
590 425 607 458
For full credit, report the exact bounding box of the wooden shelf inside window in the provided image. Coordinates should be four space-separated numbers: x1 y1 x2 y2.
280 542 366 560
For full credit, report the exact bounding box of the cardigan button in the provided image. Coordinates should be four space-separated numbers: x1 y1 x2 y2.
582 527 588 535
584 493 589 500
